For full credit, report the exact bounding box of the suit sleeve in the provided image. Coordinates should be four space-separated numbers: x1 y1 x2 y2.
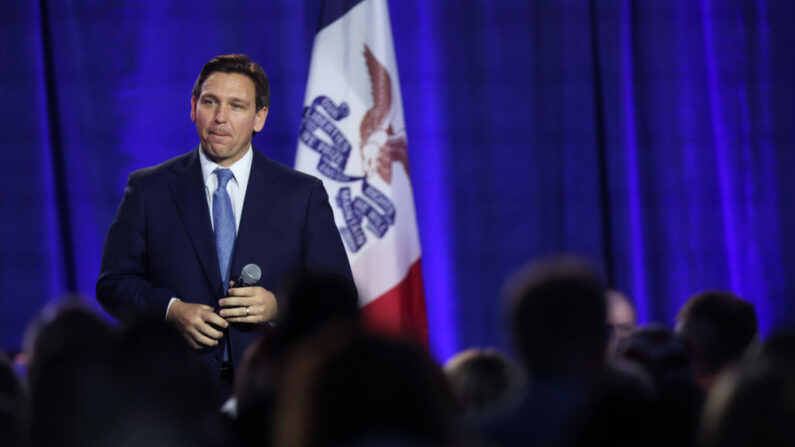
301 179 354 284
96 175 175 321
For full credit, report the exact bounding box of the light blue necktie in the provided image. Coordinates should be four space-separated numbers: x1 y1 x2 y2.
214 168 235 363
213 168 236 294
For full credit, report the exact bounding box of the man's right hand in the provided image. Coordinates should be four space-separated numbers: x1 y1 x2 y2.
166 299 229 349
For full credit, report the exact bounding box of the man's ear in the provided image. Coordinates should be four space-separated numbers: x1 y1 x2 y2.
190 96 197 122
254 107 269 132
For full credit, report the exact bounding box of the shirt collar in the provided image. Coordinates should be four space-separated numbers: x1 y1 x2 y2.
199 145 253 187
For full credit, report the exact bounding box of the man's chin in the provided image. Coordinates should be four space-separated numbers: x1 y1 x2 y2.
202 145 228 161
201 144 247 167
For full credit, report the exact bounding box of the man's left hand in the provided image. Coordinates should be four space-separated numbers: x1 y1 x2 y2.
218 283 278 323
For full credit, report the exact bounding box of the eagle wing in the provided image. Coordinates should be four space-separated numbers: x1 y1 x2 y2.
360 44 392 147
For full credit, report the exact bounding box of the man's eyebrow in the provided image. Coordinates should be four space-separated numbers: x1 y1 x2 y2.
200 93 250 105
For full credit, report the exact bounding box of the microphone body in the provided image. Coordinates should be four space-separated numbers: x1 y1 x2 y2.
231 263 262 288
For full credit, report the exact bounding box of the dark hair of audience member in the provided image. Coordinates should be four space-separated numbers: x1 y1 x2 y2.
443 348 524 419
233 334 273 447
758 330 795 369
699 331 795 447
562 359 660 447
263 272 360 364
27 303 118 447
675 291 758 390
26 300 116 386
107 320 225 446
0 354 26 447
27 296 225 447
112 320 219 417
275 326 457 447
234 272 360 447
506 257 608 382
619 323 704 447
25 297 116 388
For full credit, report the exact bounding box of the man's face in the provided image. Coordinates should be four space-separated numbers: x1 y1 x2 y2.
191 72 268 167
606 291 637 357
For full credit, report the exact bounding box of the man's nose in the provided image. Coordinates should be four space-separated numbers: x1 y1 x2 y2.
214 105 227 122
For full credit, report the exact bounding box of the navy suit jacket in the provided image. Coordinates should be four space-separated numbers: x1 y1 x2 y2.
97 147 353 390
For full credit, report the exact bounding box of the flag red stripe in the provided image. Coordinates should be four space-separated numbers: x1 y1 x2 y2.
361 259 428 346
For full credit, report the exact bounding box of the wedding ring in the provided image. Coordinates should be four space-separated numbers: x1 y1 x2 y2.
246 306 250 316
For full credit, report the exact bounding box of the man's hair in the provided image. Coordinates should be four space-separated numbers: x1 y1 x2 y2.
443 348 523 415
191 54 270 111
507 256 608 378
676 291 757 376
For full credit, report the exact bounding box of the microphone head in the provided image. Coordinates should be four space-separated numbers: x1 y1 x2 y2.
240 263 262 286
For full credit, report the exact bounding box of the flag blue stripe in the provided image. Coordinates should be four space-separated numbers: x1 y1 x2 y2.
317 0 366 31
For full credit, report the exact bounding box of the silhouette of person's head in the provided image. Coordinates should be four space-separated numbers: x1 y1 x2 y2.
24 296 115 387
268 272 359 360
235 272 360 447
700 332 795 447
506 256 608 382
675 291 757 390
276 327 456 447
237 271 360 398
105 320 222 446
26 300 118 446
444 348 524 418
621 323 696 390
619 324 704 447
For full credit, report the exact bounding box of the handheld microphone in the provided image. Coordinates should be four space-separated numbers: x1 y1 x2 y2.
228 263 275 327
232 263 261 287
218 264 262 367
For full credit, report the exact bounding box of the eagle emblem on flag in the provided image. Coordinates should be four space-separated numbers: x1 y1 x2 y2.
360 45 410 184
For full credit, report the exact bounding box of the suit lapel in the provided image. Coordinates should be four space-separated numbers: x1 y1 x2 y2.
168 147 224 298
232 149 284 277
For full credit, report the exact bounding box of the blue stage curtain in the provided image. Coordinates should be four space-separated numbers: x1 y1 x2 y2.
2 0 793 362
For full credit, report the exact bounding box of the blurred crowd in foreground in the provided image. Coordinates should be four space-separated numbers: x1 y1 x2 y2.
1 255 790 446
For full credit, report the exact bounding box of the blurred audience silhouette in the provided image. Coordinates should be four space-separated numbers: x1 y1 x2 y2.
0 354 26 447
232 272 360 447
476 256 619 446
699 331 795 447
275 325 457 447
3 255 786 447
614 324 703 447
606 289 637 358
443 348 524 421
675 291 758 391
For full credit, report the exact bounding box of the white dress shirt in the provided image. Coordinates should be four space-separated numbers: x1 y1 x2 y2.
198 145 253 232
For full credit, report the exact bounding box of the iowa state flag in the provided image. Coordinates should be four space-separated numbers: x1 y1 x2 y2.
295 0 428 344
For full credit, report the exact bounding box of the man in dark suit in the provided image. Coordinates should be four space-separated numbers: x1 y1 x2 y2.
96 54 353 399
